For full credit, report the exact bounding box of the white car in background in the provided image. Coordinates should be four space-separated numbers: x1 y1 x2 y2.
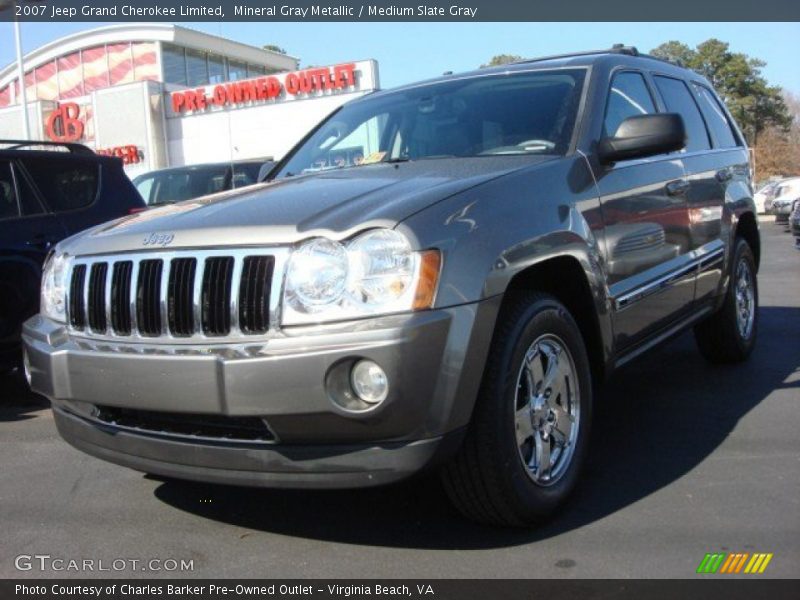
769 177 800 223
754 180 782 214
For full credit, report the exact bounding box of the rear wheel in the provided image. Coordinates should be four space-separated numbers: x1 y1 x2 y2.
694 238 758 364
442 292 592 527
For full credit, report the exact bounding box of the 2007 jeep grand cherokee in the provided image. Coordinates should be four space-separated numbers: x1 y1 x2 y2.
23 47 760 526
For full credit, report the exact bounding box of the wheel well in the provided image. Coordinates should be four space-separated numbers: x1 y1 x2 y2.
503 256 605 383
736 212 760 270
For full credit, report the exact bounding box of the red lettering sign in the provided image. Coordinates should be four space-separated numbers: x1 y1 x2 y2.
96 145 142 165
171 63 359 115
45 103 85 142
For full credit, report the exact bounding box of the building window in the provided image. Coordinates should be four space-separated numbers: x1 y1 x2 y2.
248 64 267 77
108 42 134 86
228 60 248 81
162 44 187 86
186 49 209 86
35 61 58 101
132 42 159 82
208 54 226 84
57 52 84 98
82 46 110 93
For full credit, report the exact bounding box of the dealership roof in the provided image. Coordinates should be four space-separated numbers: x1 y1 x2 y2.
0 24 299 91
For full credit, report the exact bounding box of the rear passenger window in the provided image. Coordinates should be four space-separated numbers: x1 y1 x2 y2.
653 76 711 153
604 71 657 137
692 84 739 148
22 158 99 212
0 161 19 220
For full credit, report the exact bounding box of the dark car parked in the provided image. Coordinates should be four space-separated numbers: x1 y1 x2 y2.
790 200 800 248
24 47 760 526
132 159 274 207
1 140 144 372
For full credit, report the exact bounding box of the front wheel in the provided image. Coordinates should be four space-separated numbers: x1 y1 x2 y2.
694 238 758 364
441 292 592 527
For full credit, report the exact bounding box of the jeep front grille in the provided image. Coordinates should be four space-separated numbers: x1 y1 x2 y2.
67 250 282 341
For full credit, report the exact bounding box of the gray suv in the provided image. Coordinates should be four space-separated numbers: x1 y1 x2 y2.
23 47 760 526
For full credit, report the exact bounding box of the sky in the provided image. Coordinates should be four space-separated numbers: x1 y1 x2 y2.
1 22 799 93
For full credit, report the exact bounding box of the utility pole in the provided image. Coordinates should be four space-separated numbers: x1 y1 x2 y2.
14 14 31 139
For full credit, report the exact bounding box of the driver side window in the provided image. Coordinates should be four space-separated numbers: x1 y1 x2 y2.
604 71 657 138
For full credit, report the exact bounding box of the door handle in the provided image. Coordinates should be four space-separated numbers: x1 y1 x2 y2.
716 169 733 182
666 179 690 196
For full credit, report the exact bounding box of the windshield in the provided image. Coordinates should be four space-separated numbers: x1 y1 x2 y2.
275 69 586 178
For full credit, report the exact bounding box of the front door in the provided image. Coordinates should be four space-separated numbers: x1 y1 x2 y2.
594 71 695 351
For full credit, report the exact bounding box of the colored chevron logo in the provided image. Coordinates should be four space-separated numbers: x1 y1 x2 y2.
696 552 774 574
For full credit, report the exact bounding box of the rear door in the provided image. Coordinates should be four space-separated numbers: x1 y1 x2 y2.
652 75 736 304
0 159 66 348
594 70 694 351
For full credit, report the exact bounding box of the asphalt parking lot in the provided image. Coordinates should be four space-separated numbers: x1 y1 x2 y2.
1 221 798 580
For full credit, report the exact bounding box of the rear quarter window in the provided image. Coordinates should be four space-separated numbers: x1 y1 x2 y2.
692 84 739 149
22 157 99 212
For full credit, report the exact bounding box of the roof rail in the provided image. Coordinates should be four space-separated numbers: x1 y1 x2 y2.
512 44 642 66
0 139 95 156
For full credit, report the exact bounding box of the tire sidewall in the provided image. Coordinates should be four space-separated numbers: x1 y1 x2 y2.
727 239 759 354
486 295 593 520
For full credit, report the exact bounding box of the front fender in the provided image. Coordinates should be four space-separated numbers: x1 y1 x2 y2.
396 155 614 372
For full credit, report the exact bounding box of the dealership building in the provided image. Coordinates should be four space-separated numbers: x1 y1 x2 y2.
0 24 380 178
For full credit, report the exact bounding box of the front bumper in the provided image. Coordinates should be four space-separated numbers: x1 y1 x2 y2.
52 406 462 488
23 300 498 487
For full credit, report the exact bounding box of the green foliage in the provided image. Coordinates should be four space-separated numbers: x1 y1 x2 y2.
651 39 791 144
481 54 524 68
262 44 287 55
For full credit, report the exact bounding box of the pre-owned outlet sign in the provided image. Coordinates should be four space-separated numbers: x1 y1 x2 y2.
171 63 359 115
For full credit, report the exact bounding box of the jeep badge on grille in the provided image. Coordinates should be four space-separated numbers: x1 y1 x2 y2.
143 233 175 247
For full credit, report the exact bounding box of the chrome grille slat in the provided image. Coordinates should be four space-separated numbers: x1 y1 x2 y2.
201 256 235 336
65 248 289 343
168 258 197 337
103 262 113 335
111 261 133 335
68 264 87 330
87 262 108 333
136 259 163 336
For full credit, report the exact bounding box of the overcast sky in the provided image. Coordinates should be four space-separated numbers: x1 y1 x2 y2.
1 21 798 93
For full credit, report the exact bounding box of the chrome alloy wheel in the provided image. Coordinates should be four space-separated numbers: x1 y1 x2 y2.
734 257 755 340
514 334 580 486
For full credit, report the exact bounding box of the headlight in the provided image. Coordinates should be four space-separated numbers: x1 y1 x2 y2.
285 238 348 309
40 252 71 323
282 230 441 325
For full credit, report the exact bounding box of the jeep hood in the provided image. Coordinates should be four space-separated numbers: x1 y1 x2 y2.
61 156 552 256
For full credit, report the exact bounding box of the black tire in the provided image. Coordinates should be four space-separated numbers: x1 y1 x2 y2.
694 238 758 364
441 292 593 527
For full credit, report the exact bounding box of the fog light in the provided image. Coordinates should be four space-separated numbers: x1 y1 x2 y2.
350 360 389 405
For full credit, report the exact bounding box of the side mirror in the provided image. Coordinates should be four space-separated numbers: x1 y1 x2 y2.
598 113 686 164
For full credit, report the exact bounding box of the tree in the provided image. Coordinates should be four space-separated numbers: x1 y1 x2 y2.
262 44 287 55
753 91 800 180
651 39 791 145
480 54 523 68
